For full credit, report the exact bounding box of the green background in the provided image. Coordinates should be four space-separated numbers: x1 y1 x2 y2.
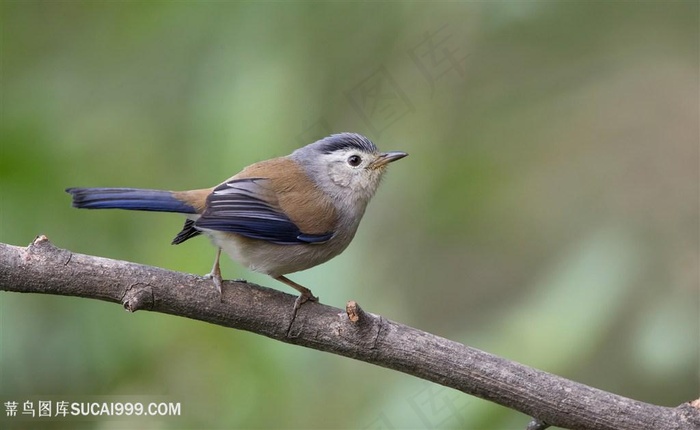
1 1 698 429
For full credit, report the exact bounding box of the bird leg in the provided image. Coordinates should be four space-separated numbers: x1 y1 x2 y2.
203 247 223 295
274 275 318 310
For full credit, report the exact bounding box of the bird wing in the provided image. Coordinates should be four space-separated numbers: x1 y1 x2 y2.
194 178 334 245
171 218 201 245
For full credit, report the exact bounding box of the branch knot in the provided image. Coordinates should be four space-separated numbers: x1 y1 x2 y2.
122 283 154 312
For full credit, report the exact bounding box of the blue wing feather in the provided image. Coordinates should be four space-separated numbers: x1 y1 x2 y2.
194 178 333 245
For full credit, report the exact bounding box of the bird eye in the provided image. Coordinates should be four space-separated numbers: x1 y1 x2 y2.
347 155 362 167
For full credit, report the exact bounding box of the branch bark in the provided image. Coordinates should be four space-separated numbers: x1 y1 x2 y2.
1 236 698 430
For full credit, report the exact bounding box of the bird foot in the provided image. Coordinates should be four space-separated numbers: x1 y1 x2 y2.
287 291 319 335
203 271 223 297
203 248 224 299
293 291 319 311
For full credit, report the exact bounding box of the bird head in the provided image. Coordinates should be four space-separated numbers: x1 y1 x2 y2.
292 133 407 208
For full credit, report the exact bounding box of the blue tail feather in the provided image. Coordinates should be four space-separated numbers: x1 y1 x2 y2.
66 187 196 214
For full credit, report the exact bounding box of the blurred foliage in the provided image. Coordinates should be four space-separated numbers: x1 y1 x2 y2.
1 1 698 429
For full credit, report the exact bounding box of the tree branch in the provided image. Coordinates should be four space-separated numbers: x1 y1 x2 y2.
1 236 698 430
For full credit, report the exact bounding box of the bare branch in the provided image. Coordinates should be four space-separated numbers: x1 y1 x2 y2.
1 236 698 430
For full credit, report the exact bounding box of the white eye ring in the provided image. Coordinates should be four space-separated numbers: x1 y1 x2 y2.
347 155 362 167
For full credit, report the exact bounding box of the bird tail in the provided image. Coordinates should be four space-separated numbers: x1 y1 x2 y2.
65 187 197 214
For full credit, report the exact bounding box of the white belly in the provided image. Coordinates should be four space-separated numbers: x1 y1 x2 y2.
202 230 352 278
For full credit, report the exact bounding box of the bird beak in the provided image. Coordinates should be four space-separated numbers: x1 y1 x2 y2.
370 151 408 169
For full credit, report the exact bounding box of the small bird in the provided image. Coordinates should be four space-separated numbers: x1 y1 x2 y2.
66 133 407 309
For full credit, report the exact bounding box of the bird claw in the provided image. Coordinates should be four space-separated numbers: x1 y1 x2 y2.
287 291 319 335
203 271 223 296
293 291 318 311
202 247 223 299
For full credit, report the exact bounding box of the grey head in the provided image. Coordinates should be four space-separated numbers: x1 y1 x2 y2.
290 133 407 212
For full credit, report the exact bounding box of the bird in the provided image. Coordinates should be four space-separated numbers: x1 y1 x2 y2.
66 132 407 309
